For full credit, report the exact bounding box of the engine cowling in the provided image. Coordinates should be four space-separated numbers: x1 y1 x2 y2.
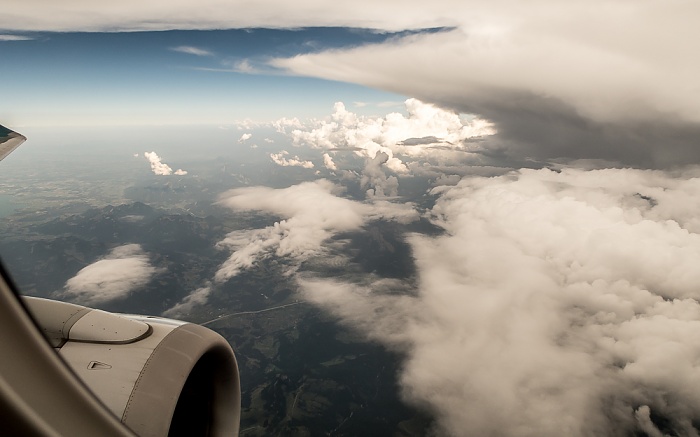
23 297 240 437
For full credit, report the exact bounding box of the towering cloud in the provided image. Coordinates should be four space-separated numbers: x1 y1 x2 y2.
60 244 158 305
143 151 188 176
269 3 700 168
361 151 398 198
290 99 494 173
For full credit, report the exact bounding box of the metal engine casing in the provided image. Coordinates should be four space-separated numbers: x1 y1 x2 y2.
24 297 240 437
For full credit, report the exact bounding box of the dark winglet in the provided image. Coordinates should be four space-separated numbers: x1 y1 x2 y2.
0 124 26 162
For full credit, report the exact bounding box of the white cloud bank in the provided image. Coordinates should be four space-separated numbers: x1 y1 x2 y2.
296 167 700 437
60 244 157 305
143 151 188 176
213 179 418 283
290 98 495 174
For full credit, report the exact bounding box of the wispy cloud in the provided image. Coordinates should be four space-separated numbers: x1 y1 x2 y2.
0 34 33 41
231 59 258 74
170 45 213 56
162 285 212 318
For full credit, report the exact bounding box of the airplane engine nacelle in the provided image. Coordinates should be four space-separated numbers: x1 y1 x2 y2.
23 297 240 437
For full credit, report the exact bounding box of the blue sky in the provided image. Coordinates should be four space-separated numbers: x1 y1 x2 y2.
0 28 412 127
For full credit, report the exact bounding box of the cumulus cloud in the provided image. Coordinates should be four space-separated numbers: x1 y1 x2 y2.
322 152 337 170
162 285 212 318
213 179 418 282
272 117 304 134
290 99 495 173
143 151 187 176
59 244 157 305
238 133 252 143
170 45 213 56
269 151 314 169
361 151 398 198
276 99 494 199
295 167 700 436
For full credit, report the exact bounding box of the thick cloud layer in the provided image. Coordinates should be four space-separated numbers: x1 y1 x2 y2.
1 0 458 31
143 151 188 176
270 3 700 168
60 244 157 305
214 179 418 282
297 167 700 436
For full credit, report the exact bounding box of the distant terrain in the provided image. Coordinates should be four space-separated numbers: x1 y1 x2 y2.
0 152 436 435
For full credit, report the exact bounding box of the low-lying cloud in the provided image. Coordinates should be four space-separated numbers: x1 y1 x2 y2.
295 167 700 436
213 179 418 283
143 151 188 176
59 244 158 305
162 285 212 318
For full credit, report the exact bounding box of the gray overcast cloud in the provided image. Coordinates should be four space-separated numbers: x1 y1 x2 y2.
269 3 700 168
